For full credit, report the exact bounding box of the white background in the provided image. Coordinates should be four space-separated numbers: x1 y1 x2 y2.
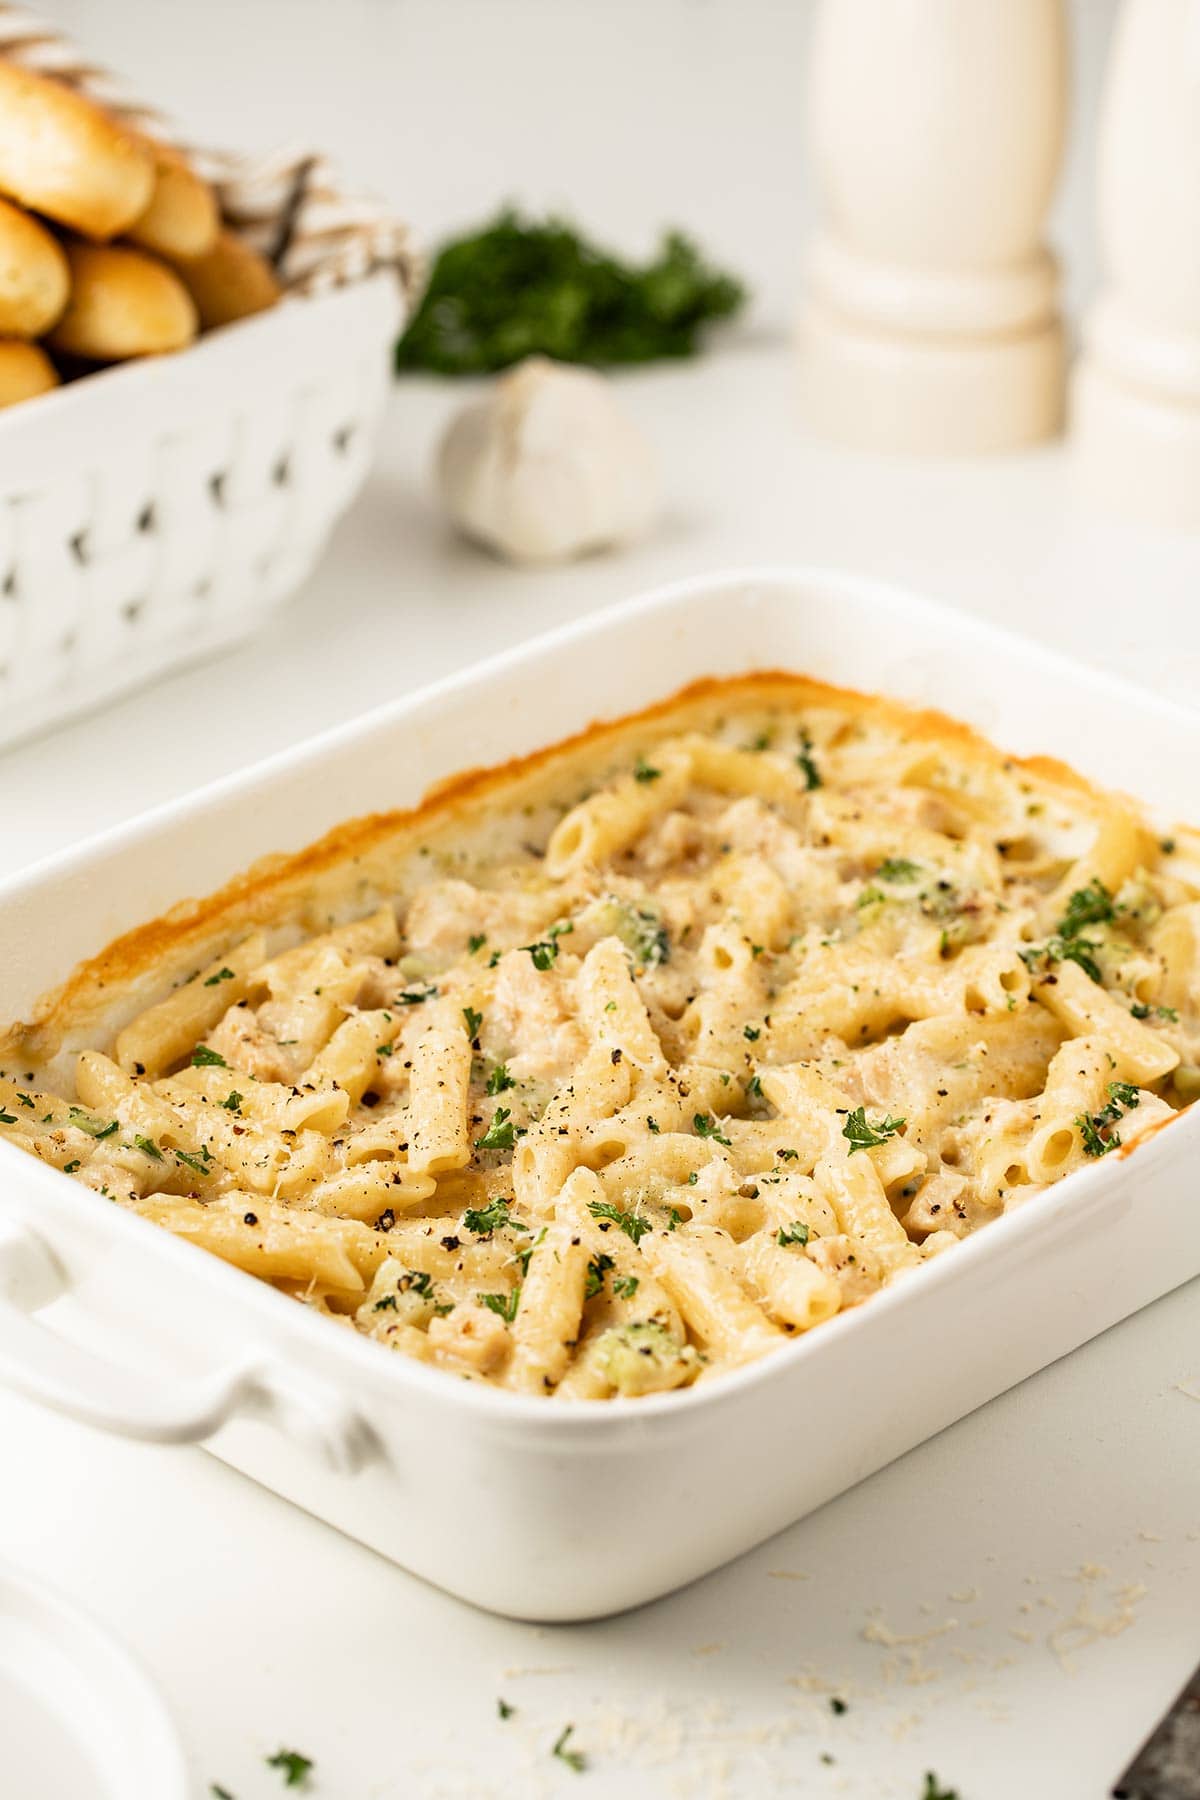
49 0 1116 330
3 4 1200 1799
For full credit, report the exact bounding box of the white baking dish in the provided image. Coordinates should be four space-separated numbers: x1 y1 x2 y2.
0 568 1197 1623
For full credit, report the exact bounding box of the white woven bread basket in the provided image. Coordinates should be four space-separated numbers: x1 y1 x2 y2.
0 6 420 750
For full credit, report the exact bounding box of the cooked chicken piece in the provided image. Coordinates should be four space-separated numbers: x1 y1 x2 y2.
806 1233 880 1307
427 1301 511 1375
206 1002 300 1084
490 949 585 1082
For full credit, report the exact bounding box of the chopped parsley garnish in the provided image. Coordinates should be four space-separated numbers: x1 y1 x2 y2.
552 1724 586 1773
497 1698 516 1720
693 1112 731 1147
1077 1079 1141 1157
375 1042 393 1058
478 1287 521 1323
585 1253 615 1299
467 933 487 955
744 1025 761 1042
525 939 560 971
174 1146 213 1175
462 1006 483 1038
1058 879 1116 933
372 1294 398 1312
16 1092 34 1107
646 1115 661 1133
210 1786 235 1799
67 1107 119 1139
922 1777 959 1800
133 1134 163 1161
633 755 661 783
203 967 235 987
830 1696 848 1715
1022 879 1119 987
476 1106 518 1150
613 1274 640 1299
856 885 887 910
746 1074 763 1099
398 981 438 1005
1077 1113 1112 1157
1132 1001 1179 1022
777 1221 810 1247
1054 937 1103 984
876 857 922 883
666 1206 683 1231
486 1062 516 1096
587 1199 652 1244
462 1197 521 1236
62 1159 81 1173
220 1090 243 1112
0 1110 15 1125
190 1044 227 1068
796 732 822 791
515 1226 546 1276
266 1748 313 1788
842 1107 905 1153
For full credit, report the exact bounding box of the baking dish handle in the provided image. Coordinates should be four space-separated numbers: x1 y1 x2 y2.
0 1221 373 1474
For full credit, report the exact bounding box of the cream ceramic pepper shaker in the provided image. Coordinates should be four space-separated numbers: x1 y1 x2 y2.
800 0 1069 454
1073 0 1200 529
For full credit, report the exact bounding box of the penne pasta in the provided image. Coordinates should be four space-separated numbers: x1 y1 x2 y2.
2 674 1193 1400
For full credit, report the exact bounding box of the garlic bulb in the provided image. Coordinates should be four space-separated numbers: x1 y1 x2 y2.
436 356 658 565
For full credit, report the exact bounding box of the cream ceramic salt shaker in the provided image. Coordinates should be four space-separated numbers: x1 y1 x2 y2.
800 0 1069 454
1072 0 1200 529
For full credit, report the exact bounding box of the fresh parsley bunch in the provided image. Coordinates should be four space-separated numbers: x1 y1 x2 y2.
395 209 746 375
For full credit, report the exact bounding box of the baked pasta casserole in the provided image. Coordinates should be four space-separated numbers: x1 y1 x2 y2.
1 676 1196 1399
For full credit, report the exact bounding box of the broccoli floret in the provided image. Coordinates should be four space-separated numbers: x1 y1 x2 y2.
587 896 669 968
1114 874 1162 932
1174 1065 1200 1104
594 1320 699 1396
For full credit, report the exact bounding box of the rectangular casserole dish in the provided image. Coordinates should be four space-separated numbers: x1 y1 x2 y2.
0 566 1197 1623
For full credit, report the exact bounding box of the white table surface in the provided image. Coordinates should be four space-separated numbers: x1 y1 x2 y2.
1 344 1199 1800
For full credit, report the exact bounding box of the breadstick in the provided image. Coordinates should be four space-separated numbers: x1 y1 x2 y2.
0 194 69 336
127 142 219 261
0 62 154 240
0 339 57 408
174 228 281 329
47 241 197 360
